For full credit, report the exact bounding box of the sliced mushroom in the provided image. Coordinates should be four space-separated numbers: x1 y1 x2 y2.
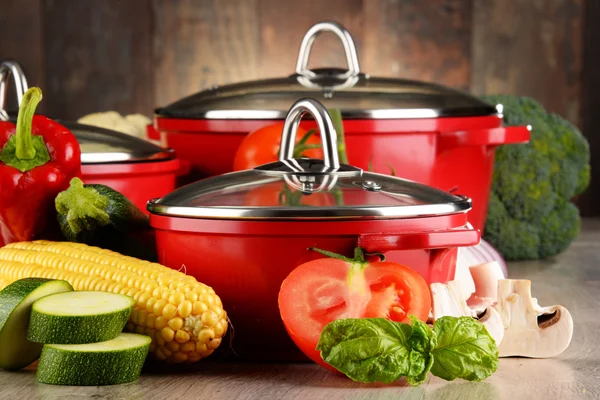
431 281 475 319
430 281 504 346
494 279 573 358
476 307 504 346
470 261 505 300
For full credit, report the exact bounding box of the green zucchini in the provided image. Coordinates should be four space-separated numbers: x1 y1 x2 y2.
27 291 134 344
0 278 73 370
36 332 151 386
55 177 157 261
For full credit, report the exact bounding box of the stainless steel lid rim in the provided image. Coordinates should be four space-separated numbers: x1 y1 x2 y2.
146 201 472 221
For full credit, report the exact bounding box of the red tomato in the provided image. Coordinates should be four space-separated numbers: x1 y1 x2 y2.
244 182 336 207
278 252 432 370
233 122 323 171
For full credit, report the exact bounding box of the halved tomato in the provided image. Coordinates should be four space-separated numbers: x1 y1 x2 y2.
233 122 323 171
278 248 432 370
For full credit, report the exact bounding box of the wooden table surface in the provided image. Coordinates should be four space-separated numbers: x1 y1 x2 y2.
1 219 599 400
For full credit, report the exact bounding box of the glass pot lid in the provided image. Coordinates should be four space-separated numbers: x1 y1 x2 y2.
147 98 472 220
59 121 174 164
155 22 497 121
0 60 173 164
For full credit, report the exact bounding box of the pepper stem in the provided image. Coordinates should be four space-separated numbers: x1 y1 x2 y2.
0 87 51 172
15 87 42 160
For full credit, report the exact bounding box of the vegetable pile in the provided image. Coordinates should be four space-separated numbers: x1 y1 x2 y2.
0 278 149 385
481 95 591 261
0 241 228 364
278 246 574 386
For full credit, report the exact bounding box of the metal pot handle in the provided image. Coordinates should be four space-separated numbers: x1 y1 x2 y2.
0 61 29 121
278 98 340 171
295 21 360 79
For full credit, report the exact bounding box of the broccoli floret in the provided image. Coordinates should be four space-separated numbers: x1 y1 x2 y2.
480 95 590 261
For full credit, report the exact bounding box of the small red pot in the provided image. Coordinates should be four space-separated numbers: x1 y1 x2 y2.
62 122 189 213
148 98 481 361
151 21 530 232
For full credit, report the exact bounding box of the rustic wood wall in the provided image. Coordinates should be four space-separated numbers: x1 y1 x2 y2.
0 0 597 215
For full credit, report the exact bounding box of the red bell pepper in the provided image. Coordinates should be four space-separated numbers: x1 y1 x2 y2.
0 87 81 245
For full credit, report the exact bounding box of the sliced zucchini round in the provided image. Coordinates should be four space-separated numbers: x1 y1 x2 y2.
0 278 73 370
27 291 134 344
36 332 151 386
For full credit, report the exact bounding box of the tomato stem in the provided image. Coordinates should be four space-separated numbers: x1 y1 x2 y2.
309 247 353 263
309 246 385 263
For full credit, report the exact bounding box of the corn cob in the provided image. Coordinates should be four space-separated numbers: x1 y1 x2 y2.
0 240 228 364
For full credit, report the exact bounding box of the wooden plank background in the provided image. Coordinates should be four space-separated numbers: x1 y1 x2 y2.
0 0 597 216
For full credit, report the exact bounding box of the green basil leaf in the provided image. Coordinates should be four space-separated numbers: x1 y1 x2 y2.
408 315 437 353
406 349 434 386
431 316 499 382
317 318 413 384
405 316 437 385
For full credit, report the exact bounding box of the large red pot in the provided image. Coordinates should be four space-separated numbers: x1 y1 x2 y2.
0 60 187 213
151 21 530 232
148 98 481 361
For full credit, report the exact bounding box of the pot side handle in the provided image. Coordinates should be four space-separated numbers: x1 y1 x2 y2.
358 226 480 253
437 126 531 151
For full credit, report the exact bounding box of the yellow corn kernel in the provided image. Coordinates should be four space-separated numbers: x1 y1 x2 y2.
169 291 185 306
199 292 215 307
154 348 167 361
180 341 196 353
195 342 207 353
185 291 198 302
201 311 219 327
197 329 215 343
177 301 192 318
160 327 175 342
153 299 167 316
137 292 151 307
146 313 157 329
161 289 173 301
146 297 157 313
168 317 184 331
135 325 145 335
131 309 139 325
193 285 207 295
155 333 166 347
166 341 180 352
207 338 221 350
188 352 202 363
175 330 190 344
162 304 177 320
193 301 208 315
213 321 227 337
155 316 167 330
137 310 148 326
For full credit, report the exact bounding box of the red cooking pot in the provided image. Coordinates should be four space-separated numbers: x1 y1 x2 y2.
0 60 188 213
151 21 530 232
148 98 481 361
